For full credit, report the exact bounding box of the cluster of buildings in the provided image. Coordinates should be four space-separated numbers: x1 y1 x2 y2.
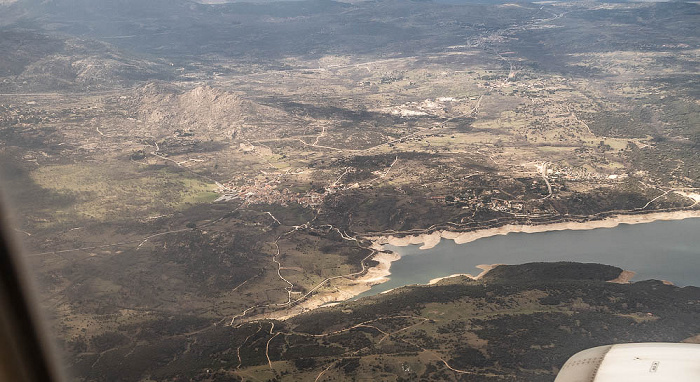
441 189 526 213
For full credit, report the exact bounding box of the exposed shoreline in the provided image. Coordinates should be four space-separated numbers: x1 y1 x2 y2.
427 263 501 284
607 270 636 284
369 210 700 250
269 210 700 321
260 250 400 320
358 210 700 294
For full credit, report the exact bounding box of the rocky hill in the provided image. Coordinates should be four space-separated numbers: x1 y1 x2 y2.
132 83 289 141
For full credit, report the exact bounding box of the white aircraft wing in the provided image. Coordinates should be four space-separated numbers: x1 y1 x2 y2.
555 343 700 382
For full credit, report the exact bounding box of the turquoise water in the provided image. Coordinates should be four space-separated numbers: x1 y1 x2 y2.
357 218 700 298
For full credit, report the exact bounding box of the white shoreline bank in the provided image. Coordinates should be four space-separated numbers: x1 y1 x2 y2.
269 210 700 320
351 210 700 297
369 210 700 250
427 264 501 284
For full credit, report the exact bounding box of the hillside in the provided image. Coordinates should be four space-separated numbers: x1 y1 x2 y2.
69 262 700 381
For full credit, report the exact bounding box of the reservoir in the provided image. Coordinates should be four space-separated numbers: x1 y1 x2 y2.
358 217 700 298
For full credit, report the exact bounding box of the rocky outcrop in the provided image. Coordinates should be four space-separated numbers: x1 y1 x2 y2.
134 83 289 141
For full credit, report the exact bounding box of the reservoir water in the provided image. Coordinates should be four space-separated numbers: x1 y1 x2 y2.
358 218 700 298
